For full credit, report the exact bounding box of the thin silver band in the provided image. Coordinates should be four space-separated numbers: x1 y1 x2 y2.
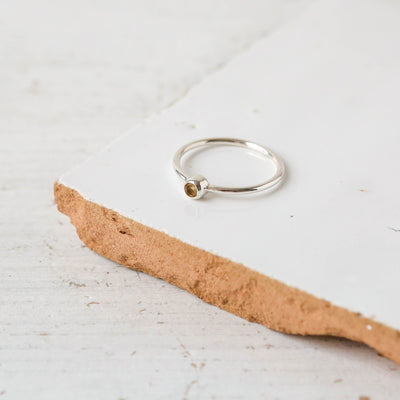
173 137 285 199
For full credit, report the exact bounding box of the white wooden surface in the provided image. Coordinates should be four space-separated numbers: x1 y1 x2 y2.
1 1 400 399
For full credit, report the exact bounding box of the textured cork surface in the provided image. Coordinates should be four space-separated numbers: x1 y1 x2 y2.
54 182 400 365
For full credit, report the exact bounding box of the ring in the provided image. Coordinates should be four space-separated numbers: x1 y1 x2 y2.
173 137 285 199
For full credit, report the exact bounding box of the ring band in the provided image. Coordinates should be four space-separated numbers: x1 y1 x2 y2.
173 137 285 199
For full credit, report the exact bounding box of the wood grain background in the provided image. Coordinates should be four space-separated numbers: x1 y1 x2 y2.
1 0 399 398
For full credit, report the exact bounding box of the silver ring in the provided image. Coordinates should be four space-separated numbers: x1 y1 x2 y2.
173 137 285 199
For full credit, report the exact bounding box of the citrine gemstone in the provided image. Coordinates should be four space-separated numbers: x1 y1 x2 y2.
184 182 198 198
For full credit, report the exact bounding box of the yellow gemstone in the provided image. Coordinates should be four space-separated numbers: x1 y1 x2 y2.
184 182 198 198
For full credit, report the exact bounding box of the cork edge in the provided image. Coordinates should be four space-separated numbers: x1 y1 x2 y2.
54 181 400 365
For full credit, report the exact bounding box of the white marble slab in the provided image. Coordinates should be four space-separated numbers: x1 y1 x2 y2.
61 0 400 332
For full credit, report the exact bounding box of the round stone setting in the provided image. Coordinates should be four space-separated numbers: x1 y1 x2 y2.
183 175 208 200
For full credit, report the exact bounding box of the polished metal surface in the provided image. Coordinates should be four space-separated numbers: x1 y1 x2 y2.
173 137 285 199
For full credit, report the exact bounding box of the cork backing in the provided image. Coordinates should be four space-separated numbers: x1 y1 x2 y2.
54 182 400 365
